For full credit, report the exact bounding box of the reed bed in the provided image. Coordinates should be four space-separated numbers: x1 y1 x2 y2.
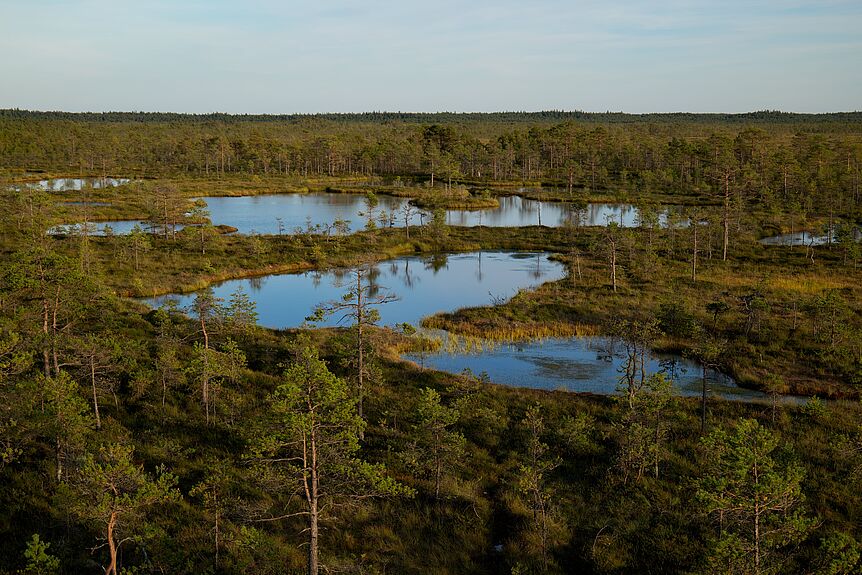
421 316 599 342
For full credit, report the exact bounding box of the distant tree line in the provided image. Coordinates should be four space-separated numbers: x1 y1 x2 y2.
1 113 861 220
3 108 862 124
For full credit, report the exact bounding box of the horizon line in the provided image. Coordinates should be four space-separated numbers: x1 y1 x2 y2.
3 108 862 117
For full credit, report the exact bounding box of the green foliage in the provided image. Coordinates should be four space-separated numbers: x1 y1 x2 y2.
801 397 828 420
0 331 28 384
403 388 465 499
555 412 598 455
614 373 674 483
430 208 448 235
0 112 861 574
20 534 60 575
696 418 813 574
61 442 179 574
809 290 852 346
514 404 562 571
187 338 246 424
250 346 413 556
832 423 862 481
43 371 94 481
814 533 862 575
657 301 699 338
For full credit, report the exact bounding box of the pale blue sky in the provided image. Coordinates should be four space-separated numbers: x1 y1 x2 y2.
1 0 860 113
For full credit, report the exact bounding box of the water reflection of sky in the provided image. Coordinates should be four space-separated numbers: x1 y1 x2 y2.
404 336 773 402
760 231 831 246
203 193 416 235
141 248 785 404
50 192 688 235
203 193 679 233
47 221 151 236
12 177 130 191
144 251 566 328
443 196 675 228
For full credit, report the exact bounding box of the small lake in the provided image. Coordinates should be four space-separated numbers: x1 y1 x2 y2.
48 193 685 236
13 177 130 191
142 250 778 403
202 193 415 235
760 231 829 247
760 228 860 247
200 193 680 233
444 196 679 228
144 251 566 328
48 221 156 236
403 336 772 402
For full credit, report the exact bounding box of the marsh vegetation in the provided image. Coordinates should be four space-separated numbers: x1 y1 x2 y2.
0 110 860 574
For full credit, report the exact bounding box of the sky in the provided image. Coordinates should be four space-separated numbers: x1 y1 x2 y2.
0 0 860 114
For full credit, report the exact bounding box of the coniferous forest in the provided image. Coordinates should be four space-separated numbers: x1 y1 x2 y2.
0 110 861 574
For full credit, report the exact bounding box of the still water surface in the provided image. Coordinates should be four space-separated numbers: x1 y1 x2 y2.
53 193 683 235
143 250 772 402
13 177 130 191
145 252 565 328
203 193 414 235
759 231 830 246
48 221 153 236
403 336 771 402
202 193 677 233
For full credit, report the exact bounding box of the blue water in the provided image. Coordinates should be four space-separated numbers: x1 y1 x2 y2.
760 231 829 247
50 192 685 235
403 336 771 402
12 177 130 191
144 251 566 328
141 249 781 403
760 228 861 247
48 221 156 236
443 196 678 228
202 193 678 232
202 193 416 235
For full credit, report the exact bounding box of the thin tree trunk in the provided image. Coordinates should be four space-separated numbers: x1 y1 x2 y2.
308 425 320 575
214 494 220 569
434 436 441 500
692 224 698 281
754 458 761 574
106 511 118 575
356 271 364 430
539 495 549 571
56 437 63 483
43 300 51 377
91 356 101 430
701 366 707 433
722 173 730 261
201 314 210 424
52 287 60 377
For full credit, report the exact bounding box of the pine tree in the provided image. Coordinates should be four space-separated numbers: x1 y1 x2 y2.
696 419 813 574
250 346 412 575
63 443 178 575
